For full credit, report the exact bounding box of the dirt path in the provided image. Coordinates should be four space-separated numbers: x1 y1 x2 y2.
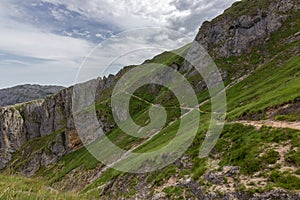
232 120 300 131
86 108 181 186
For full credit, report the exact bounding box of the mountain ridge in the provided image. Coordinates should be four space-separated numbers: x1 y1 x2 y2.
0 84 64 107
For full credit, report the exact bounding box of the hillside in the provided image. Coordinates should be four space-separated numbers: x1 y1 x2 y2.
0 0 299 199
0 84 64 107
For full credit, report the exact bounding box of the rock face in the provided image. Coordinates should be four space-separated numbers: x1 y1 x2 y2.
196 0 299 58
0 78 116 174
0 107 25 170
0 84 65 107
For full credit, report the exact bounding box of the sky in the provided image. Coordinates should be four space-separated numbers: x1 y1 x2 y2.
0 0 237 89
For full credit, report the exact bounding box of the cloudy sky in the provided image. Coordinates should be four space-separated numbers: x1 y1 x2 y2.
0 0 237 89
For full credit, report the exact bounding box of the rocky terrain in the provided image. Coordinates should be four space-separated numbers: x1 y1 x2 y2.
0 78 117 174
196 0 300 58
0 84 64 107
0 0 299 199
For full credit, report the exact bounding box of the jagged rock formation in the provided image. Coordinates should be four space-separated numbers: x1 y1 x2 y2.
0 79 116 174
0 106 24 170
0 84 64 107
196 0 299 58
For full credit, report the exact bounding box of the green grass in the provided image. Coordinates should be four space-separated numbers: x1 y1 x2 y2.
216 124 300 175
147 164 177 186
275 114 300 122
269 170 300 190
262 149 280 165
285 150 300 166
144 43 191 67
82 168 122 195
213 0 272 21
192 158 207 180
7 129 65 173
163 186 186 199
0 174 79 200
226 54 300 120
42 147 100 184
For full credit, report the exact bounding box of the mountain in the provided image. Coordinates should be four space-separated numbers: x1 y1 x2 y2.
0 84 64 107
0 0 299 199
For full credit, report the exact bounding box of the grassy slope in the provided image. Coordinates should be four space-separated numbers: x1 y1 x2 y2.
80 6 300 197
0 174 78 200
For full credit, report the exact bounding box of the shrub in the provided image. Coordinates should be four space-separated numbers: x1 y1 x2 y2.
269 170 300 190
285 150 300 166
262 149 280 164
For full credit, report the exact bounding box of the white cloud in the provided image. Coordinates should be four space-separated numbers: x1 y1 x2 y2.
95 33 105 38
0 1 94 88
0 0 238 88
76 28 192 83
41 0 237 36
0 59 30 66
168 0 238 35
0 20 92 61
0 60 79 88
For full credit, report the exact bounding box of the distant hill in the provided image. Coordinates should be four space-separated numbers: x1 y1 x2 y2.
0 84 64 107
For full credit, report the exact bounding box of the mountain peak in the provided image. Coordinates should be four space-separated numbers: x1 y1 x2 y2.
196 0 299 57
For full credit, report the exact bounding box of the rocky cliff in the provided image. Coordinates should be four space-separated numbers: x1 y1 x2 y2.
0 78 117 174
196 0 299 58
